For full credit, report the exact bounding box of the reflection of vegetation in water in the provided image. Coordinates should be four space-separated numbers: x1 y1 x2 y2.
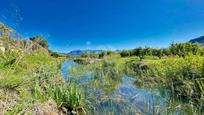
66 56 130 114
126 55 204 114
93 59 124 94
69 56 125 94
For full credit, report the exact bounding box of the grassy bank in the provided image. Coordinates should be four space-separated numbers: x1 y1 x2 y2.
0 23 85 114
125 55 204 113
0 50 84 114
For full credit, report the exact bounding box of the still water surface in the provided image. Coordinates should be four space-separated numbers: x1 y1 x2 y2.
61 60 171 115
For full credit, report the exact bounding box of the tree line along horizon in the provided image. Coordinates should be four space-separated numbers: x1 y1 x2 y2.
119 42 203 58
1 22 204 59
80 42 204 59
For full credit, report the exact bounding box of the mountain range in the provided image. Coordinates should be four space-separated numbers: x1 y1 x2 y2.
190 36 204 46
62 50 103 56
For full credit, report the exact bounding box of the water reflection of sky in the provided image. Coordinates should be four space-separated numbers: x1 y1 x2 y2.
61 60 168 114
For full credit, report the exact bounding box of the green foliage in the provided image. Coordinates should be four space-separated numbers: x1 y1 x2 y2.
49 50 63 58
143 55 159 60
80 51 115 59
81 53 89 58
34 80 84 111
98 51 106 58
107 50 113 55
120 50 130 57
126 55 204 105
169 42 203 57
0 23 84 114
101 59 125 79
50 51 60 57
30 35 49 49
124 56 140 62
0 50 20 68
0 50 85 113
120 42 204 58
125 55 204 114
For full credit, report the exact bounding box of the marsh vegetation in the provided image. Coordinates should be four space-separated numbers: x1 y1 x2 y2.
1 23 204 114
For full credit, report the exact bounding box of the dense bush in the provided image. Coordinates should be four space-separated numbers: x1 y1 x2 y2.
120 50 130 57
169 42 203 57
98 51 106 58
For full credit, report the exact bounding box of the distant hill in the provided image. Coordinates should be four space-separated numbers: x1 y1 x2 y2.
64 50 103 56
190 36 204 46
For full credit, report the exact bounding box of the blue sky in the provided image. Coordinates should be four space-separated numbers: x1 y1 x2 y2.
1 0 204 52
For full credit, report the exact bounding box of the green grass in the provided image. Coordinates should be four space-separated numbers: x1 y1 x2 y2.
0 49 84 114
126 55 204 113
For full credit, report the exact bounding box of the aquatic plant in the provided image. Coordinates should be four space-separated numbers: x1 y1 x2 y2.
34 80 85 113
126 55 204 113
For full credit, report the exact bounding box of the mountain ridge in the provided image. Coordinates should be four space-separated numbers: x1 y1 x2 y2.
189 36 204 46
63 49 103 56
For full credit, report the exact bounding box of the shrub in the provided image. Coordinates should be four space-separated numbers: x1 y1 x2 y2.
120 50 130 57
30 36 48 49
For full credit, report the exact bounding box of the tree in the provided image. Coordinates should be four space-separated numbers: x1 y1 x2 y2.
49 50 60 58
132 47 143 56
162 48 171 56
120 50 130 57
30 35 48 49
99 51 106 58
107 51 113 55
169 43 203 57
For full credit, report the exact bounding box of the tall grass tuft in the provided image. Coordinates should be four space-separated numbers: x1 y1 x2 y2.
33 79 85 113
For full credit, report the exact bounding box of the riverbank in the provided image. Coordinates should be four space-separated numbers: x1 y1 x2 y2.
0 50 85 114
125 55 204 114
0 23 86 114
